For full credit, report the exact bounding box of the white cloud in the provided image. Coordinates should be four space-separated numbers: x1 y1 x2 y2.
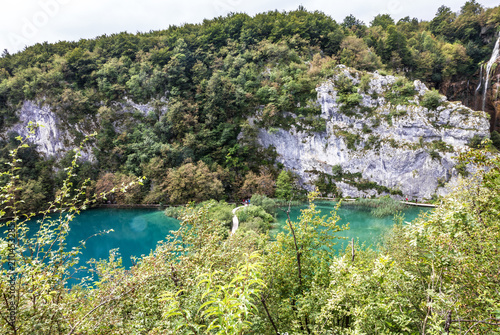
1 0 499 54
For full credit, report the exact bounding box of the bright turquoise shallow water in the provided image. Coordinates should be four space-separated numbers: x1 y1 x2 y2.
5 204 430 273
22 208 180 269
275 201 431 250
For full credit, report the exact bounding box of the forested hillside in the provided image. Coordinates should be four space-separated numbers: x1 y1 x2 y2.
1 2 499 210
1 2 500 334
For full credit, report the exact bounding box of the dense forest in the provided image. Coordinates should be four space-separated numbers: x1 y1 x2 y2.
0 1 500 211
1 1 500 334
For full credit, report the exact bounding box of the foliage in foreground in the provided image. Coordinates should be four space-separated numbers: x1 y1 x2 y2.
1 137 499 334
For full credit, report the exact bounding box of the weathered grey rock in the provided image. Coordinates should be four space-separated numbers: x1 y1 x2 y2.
256 68 490 200
5 97 164 161
5 101 97 160
9 101 65 157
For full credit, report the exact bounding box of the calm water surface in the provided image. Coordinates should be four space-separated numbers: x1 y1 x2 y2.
7 203 430 273
22 208 180 270
275 201 431 250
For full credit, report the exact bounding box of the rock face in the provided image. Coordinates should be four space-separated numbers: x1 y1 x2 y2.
441 33 500 132
257 67 490 200
3 98 162 161
9 101 68 158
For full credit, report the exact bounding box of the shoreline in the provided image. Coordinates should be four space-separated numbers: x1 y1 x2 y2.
315 197 437 208
94 198 437 210
95 204 162 209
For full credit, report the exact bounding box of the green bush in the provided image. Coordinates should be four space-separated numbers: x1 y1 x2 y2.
313 172 341 197
237 205 275 233
467 134 487 149
165 200 234 228
385 77 416 106
348 196 408 217
336 130 360 150
429 150 441 160
421 89 443 110
164 206 184 219
331 165 343 180
359 74 371 92
431 139 453 152
250 194 277 216
490 130 500 151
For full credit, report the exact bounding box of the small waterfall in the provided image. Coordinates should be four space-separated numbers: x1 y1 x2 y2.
475 64 483 92
482 32 500 111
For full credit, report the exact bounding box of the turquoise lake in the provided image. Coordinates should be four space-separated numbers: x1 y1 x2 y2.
12 208 180 270
275 201 431 250
3 203 431 275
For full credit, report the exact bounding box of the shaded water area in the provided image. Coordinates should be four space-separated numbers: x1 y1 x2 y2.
274 201 431 250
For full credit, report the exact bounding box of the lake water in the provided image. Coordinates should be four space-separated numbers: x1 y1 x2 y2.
275 201 431 250
5 208 180 271
3 203 430 276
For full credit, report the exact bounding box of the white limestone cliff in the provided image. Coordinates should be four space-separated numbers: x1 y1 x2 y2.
3 98 164 161
256 67 490 200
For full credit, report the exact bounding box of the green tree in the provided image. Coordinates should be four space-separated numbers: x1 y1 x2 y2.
163 160 224 204
258 192 347 333
430 5 457 39
339 36 382 71
239 170 276 199
275 170 294 200
370 14 395 29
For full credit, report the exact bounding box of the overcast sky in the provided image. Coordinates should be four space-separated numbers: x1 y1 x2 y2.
1 0 499 54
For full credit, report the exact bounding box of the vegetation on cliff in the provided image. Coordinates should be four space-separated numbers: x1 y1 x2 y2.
0 2 499 211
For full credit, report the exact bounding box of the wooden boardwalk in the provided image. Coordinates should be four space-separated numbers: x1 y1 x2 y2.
231 205 246 234
400 201 436 208
315 197 436 208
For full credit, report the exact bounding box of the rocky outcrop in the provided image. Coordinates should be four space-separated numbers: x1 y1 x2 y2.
8 101 69 158
3 98 162 161
257 67 490 200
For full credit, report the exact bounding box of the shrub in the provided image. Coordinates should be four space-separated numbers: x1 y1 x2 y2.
336 130 360 150
455 162 469 177
362 124 372 133
313 172 341 197
467 134 485 149
237 205 274 233
348 196 408 217
331 165 343 180
385 77 416 106
250 194 277 216
164 200 234 228
421 89 442 110
359 74 371 92
429 150 441 160
164 206 184 219
490 130 500 151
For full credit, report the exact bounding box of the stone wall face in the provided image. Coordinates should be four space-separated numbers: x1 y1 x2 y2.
257 68 490 200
